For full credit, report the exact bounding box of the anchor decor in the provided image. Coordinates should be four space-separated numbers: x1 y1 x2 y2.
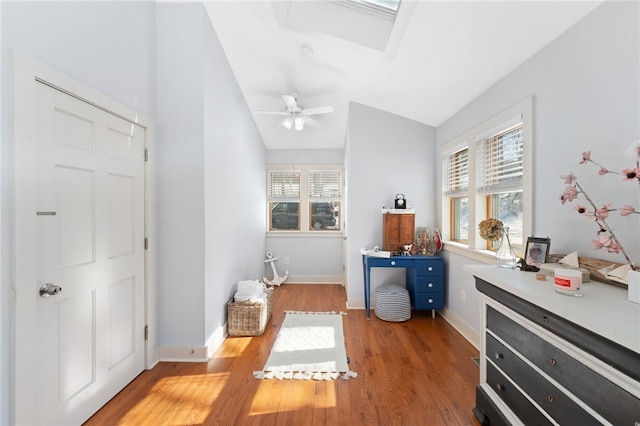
263 251 289 286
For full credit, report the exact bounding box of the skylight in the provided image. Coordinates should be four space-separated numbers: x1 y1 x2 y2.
354 0 401 14
274 0 411 53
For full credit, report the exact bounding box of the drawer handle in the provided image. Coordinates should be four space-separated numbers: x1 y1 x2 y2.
428 298 434 304
496 383 505 391
547 395 554 403
391 261 396 266
549 358 557 366
428 283 434 288
428 266 433 271
494 352 503 360
543 315 549 323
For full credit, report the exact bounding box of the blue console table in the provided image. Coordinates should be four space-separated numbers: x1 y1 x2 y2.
362 255 444 319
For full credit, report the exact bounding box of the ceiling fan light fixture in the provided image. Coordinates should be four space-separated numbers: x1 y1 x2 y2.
294 116 305 131
282 117 293 130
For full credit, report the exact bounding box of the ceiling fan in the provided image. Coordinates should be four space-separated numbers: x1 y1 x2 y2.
254 93 334 131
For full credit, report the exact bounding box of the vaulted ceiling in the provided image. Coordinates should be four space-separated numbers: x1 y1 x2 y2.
205 1 603 150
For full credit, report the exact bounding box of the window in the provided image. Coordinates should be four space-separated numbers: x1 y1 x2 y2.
478 125 524 252
439 97 532 257
268 170 301 230
351 0 401 14
445 147 469 242
268 166 342 232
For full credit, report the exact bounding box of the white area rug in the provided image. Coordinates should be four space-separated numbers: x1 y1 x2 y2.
253 311 357 380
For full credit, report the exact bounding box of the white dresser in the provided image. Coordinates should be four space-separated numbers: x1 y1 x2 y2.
464 265 640 425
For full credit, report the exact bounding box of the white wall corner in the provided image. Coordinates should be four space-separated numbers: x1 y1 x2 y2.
206 322 228 359
157 321 228 362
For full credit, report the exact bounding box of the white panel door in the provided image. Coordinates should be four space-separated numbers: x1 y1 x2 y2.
29 81 145 425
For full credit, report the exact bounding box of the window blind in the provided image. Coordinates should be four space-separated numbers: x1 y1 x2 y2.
445 148 469 197
309 170 342 198
478 125 523 194
268 170 300 200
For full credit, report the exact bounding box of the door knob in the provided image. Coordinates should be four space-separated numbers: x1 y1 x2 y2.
40 283 62 297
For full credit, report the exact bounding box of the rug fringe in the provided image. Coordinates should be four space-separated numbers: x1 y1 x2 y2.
284 310 347 315
342 370 358 380
253 370 357 381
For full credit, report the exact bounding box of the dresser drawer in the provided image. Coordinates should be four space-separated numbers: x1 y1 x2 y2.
486 362 553 426
367 257 414 268
476 277 640 381
412 293 443 310
413 276 444 293
487 306 640 425
487 334 600 426
413 259 443 276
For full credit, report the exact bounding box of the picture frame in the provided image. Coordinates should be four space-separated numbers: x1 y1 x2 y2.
524 236 551 267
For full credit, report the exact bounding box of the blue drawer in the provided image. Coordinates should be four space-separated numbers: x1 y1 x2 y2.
367 257 414 268
412 293 443 310
414 276 444 293
414 259 443 276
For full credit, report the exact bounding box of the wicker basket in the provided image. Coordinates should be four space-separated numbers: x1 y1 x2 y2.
227 288 274 336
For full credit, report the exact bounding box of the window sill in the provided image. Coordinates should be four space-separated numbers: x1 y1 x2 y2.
267 231 344 239
442 241 499 265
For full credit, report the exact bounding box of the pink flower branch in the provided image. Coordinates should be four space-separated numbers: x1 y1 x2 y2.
571 181 634 266
560 147 640 271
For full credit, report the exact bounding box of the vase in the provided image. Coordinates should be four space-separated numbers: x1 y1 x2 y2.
495 227 517 268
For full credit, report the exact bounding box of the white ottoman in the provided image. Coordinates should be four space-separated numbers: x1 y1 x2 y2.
374 283 411 322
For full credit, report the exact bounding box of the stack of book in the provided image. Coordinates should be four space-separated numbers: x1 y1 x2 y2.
360 248 391 258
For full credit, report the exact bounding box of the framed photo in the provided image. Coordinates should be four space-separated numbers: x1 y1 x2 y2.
525 237 551 267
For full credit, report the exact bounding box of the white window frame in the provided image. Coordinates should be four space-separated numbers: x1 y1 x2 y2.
438 97 533 263
267 165 343 233
445 144 469 243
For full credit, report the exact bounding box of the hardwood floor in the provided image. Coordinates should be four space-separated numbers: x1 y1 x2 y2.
85 284 480 425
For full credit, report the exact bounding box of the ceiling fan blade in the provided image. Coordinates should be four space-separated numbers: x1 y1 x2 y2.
282 95 298 110
253 110 289 116
302 116 322 128
301 105 334 116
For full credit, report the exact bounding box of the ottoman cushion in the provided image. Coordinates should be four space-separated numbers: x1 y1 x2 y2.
374 283 411 322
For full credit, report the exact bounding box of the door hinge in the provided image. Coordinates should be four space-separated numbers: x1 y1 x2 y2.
144 237 148 250
144 325 149 341
144 148 148 162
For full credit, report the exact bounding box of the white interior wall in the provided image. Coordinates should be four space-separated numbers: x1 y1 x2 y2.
265 236 343 283
156 3 267 354
436 0 639 348
155 3 206 348
346 103 437 308
202 10 266 340
266 148 344 164
265 148 344 283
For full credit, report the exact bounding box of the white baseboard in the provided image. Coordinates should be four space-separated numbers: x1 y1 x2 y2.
438 307 480 350
284 275 342 284
157 322 228 362
157 345 209 362
346 298 365 309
